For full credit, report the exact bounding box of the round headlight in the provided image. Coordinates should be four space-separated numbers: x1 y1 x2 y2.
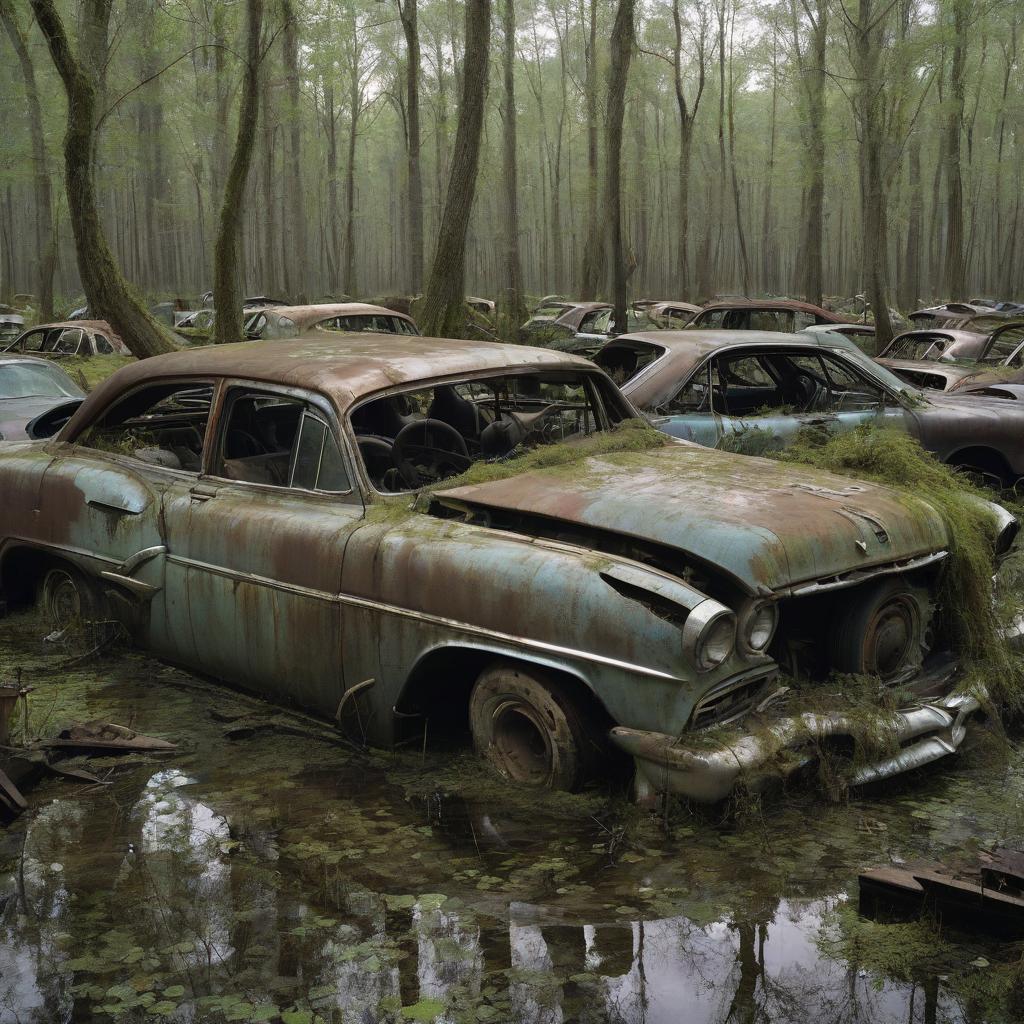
682 599 737 672
741 601 778 653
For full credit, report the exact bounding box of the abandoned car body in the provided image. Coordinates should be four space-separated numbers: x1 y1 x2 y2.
875 324 1024 392
603 330 1024 488
0 335 1012 802
244 303 420 341
0 355 85 442
686 299 851 333
2 320 130 358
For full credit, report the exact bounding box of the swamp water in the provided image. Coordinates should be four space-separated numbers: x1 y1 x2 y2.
0 614 1022 1023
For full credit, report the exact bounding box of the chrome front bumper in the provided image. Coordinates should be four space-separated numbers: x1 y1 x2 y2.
610 688 984 805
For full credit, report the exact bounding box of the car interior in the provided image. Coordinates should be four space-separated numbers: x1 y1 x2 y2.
666 350 886 417
81 382 214 471
594 340 667 385
215 390 350 492
351 371 612 493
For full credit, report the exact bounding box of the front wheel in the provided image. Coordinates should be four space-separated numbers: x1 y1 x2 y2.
39 566 102 633
469 663 592 791
827 578 931 680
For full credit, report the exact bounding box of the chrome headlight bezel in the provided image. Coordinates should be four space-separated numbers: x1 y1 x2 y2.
682 599 737 672
738 600 778 655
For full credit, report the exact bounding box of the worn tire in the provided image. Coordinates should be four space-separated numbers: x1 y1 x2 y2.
469 663 591 791
827 578 929 680
39 566 102 632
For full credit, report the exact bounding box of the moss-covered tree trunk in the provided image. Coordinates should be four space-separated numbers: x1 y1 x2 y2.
28 0 175 357
213 0 264 344
418 0 490 339
0 0 56 321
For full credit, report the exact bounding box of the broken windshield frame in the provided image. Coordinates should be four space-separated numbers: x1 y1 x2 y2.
348 368 629 495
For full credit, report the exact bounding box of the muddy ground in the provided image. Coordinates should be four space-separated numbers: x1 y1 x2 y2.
1 612 1022 1024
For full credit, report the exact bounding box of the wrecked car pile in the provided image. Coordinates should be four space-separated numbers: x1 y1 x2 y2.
0 328 1020 812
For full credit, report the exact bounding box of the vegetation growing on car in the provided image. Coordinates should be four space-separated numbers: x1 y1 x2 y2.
775 425 1024 713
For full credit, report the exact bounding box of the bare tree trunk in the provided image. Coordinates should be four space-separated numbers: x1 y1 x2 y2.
854 0 893 346
343 66 359 297
28 0 174 357
671 0 707 295
214 0 264 344
398 0 424 293
606 0 635 331
942 0 967 297
498 0 526 325
282 0 307 301
419 0 491 338
0 0 56 319
901 130 922 310
579 0 603 298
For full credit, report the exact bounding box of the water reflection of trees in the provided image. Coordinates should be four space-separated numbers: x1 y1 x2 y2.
0 772 970 1024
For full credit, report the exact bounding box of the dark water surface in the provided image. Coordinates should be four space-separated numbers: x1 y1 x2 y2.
1 614 1022 1023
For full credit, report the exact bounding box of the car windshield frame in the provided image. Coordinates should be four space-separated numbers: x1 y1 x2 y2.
346 366 633 497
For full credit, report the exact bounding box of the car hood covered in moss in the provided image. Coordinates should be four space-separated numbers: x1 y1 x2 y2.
434 444 950 595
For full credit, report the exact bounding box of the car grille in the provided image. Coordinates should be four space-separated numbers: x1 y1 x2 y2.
689 671 776 731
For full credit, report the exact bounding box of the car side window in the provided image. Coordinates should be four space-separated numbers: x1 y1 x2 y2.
213 388 350 493
54 329 85 355
94 332 114 354
794 312 817 330
578 311 602 333
664 363 714 414
21 330 45 353
818 353 886 412
79 382 213 472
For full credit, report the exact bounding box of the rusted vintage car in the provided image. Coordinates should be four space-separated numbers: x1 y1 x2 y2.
244 303 420 341
599 329 1024 487
3 320 130 358
0 354 84 442
687 299 851 332
907 302 1020 335
0 335 1014 803
519 302 655 355
875 324 1024 391
643 301 701 328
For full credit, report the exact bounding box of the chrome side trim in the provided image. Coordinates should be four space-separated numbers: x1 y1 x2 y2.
118 545 167 575
165 553 685 683
782 550 947 598
99 571 160 599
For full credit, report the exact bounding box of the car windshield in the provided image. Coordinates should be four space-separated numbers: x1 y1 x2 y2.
0 361 84 400
833 345 924 399
315 314 419 336
351 369 624 493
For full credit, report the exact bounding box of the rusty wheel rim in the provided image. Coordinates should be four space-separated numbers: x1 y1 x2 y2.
490 700 553 786
45 571 81 631
864 596 918 680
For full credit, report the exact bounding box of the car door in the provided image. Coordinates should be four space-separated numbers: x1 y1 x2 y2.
32 379 216 649
654 360 727 447
160 381 365 716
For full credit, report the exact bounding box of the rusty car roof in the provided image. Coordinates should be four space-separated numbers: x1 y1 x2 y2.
259 303 415 329
876 328 990 361
695 299 850 323
65 334 599 431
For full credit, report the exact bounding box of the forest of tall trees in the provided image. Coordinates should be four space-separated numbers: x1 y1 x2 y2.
0 0 1021 323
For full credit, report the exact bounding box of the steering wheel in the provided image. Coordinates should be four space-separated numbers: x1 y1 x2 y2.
791 372 824 412
393 419 472 486
357 435 411 492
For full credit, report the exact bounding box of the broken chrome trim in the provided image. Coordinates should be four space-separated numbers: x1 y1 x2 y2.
781 550 948 598
612 686 984 805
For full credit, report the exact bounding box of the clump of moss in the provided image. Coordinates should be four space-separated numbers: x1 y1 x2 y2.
62 354 135 390
409 418 668 504
718 425 786 457
774 425 1024 715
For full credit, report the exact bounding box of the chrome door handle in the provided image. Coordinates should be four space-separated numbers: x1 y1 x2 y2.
189 484 219 503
